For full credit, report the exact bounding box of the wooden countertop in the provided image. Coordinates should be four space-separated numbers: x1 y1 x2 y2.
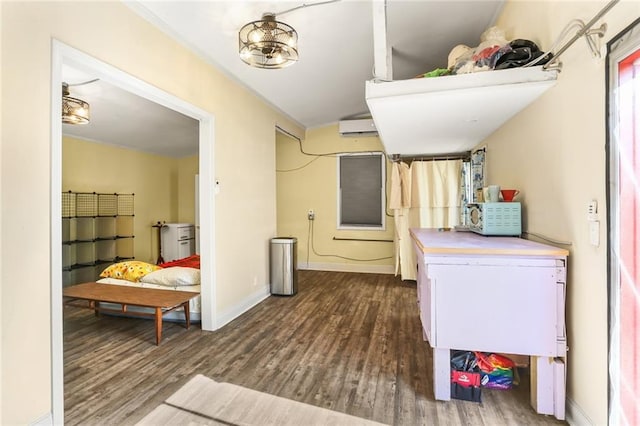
410 228 569 257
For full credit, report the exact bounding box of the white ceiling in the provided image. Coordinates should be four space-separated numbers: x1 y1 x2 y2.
63 0 504 157
62 67 199 158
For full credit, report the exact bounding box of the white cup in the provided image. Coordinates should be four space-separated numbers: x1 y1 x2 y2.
487 185 500 202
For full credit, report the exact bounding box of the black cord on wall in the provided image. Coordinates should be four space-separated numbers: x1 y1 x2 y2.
306 217 393 263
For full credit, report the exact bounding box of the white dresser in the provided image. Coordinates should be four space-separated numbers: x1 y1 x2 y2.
161 223 195 262
410 228 569 420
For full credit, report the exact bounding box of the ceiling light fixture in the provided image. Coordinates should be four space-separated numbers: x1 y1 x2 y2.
62 82 90 125
239 12 298 69
238 1 340 70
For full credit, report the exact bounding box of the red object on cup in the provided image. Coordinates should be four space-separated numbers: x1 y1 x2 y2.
500 189 519 202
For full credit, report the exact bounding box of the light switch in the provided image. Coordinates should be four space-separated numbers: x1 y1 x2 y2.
587 200 598 221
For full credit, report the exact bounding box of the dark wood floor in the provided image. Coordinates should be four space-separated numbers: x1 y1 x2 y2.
64 270 566 425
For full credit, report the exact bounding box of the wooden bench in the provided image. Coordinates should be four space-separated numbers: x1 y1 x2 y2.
63 282 199 345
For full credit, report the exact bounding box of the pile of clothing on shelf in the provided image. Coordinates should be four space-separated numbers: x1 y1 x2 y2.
418 26 553 78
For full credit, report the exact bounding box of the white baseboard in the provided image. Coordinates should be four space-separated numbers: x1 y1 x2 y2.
31 412 52 426
216 286 270 328
297 262 394 275
566 397 593 426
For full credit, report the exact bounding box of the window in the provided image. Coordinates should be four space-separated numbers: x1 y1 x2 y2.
337 153 385 230
607 20 640 426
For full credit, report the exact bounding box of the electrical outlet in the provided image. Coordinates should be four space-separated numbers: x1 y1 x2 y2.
308 209 315 220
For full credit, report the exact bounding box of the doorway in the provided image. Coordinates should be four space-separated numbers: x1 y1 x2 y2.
51 41 216 424
607 19 640 426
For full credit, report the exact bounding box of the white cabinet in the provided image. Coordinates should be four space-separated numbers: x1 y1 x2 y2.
161 223 195 262
410 228 568 420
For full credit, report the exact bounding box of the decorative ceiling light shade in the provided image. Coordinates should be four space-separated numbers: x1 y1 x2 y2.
239 13 299 69
62 82 90 125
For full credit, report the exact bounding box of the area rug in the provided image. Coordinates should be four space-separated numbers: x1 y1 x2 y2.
137 374 387 425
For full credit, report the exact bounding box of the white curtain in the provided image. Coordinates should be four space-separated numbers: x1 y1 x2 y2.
391 159 463 280
390 161 412 278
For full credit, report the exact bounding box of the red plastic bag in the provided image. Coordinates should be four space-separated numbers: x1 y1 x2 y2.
474 352 513 372
474 352 515 390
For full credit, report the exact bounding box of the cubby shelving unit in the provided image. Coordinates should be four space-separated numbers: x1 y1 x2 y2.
62 191 134 287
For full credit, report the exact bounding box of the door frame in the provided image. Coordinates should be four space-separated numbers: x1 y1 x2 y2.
50 40 217 424
606 18 640 425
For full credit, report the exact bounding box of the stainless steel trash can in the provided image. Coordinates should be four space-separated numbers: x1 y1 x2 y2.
270 237 298 295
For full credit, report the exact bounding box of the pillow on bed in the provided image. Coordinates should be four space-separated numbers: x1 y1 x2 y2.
139 266 201 286
99 261 161 282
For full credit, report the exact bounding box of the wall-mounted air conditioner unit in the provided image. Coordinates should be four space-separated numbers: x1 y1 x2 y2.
338 118 378 137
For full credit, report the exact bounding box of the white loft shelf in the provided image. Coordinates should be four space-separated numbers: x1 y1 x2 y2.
365 66 559 156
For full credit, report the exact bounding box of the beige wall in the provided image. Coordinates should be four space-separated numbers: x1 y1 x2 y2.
276 125 394 272
177 155 199 224
487 1 640 424
0 2 301 423
0 2 3 422
62 136 198 264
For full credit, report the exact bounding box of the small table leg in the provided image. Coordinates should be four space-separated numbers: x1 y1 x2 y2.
92 301 100 317
183 302 191 330
433 347 451 400
531 355 559 416
155 307 162 345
